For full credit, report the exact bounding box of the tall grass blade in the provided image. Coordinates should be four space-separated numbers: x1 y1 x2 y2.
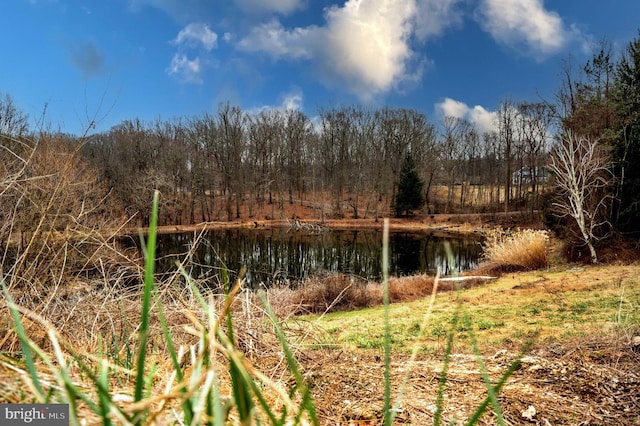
210 369 226 426
133 190 159 418
216 326 283 425
223 270 255 424
97 359 113 426
260 292 319 425
463 313 504 425
1 279 45 401
382 218 393 426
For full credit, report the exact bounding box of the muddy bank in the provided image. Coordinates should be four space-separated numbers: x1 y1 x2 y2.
128 210 543 236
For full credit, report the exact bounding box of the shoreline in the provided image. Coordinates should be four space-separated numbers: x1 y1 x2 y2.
126 210 543 236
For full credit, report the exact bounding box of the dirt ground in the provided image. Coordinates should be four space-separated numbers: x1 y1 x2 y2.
299 335 640 425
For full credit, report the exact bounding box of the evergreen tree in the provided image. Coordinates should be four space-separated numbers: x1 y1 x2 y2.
394 153 424 217
613 32 640 235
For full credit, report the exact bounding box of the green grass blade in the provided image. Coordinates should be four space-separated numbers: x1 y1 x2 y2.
463 313 504 425
229 359 254 424
210 369 226 426
216 328 270 424
1 279 45 401
222 270 255 424
134 190 159 418
12 324 108 419
382 219 393 426
55 342 130 421
465 336 537 426
97 359 113 426
434 309 458 426
260 292 319 426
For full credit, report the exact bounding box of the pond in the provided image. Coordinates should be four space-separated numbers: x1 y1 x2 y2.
148 227 484 289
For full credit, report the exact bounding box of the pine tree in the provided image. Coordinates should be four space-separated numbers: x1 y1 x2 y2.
613 32 640 235
394 153 424 217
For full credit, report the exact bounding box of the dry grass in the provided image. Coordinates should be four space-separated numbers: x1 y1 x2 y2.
0 278 317 423
270 273 437 315
480 229 550 274
285 273 376 314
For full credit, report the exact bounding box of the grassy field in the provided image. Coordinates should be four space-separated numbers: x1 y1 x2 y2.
311 264 639 352
292 263 640 424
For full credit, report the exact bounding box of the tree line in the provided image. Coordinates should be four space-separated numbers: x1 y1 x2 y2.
74 100 556 226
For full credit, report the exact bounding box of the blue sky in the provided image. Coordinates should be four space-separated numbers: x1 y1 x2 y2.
2 0 639 135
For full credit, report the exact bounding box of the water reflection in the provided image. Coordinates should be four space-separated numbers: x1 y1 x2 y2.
152 228 483 288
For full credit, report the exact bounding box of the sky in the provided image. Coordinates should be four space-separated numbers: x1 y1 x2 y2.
2 0 639 135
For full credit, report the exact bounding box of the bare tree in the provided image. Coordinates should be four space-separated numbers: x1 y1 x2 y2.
548 133 613 263
283 109 311 205
345 106 375 219
517 102 554 213
318 106 353 216
217 103 246 220
497 99 518 212
439 116 471 213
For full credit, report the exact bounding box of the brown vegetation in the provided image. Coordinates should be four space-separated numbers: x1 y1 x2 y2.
478 228 550 274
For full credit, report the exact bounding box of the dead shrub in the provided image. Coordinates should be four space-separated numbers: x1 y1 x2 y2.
481 229 549 273
289 273 373 314
388 274 435 302
274 273 437 315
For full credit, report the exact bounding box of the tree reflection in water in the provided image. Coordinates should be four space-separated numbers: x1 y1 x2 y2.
150 228 482 289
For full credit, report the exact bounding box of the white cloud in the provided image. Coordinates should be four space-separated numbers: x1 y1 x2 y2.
319 0 417 99
477 0 570 58
468 105 498 135
237 20 314 59
281 90 303 111
172 23 218 51
247 88 304 115
167 53 202 83
236 0 304 15
435 97 497 135
237 0 418 101
436 97 469 120
414 0 465 41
